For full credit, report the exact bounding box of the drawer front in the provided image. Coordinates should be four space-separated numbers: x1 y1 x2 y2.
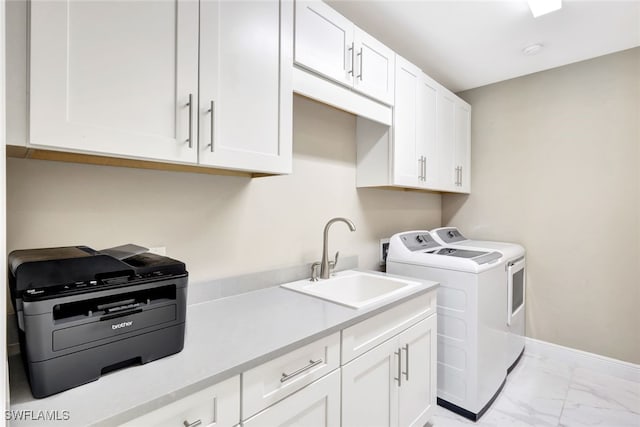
120 375 240 427
242 369 340 427
341 290 436 363
242 332 340 419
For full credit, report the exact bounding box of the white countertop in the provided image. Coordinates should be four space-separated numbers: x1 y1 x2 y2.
9 270 438 426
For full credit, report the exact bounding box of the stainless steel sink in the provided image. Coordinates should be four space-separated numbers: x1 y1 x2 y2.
280 270 421 309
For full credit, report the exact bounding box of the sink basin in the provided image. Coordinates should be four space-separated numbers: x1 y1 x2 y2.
280 270 421 309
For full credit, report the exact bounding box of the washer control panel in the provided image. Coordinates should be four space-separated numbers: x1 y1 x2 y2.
399 232 440 252
435 227 467 244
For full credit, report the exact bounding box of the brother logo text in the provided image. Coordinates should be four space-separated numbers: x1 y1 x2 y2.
112 321 133 330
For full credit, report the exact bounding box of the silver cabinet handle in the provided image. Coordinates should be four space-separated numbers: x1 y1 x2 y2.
357 48 363 80
459 166 463 186
422 157 427 182
455 166 460 186
394 348 402 386
186 94 193 148
347 42 354 75
418 157 423 180
207 100 215 152
281 359 322 383
183 420 202 427
402 343 409 381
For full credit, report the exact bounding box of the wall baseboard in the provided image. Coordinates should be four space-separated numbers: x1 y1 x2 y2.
524 337 640 383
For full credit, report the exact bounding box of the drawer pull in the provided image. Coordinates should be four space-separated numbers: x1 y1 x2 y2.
280 359 323 383
183 419 202 427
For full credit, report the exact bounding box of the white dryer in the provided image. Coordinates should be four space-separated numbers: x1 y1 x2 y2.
387 231 508 421
430 227 526 372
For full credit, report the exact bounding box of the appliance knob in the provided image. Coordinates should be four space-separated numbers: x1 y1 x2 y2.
448 231 455 238
416 235 424 243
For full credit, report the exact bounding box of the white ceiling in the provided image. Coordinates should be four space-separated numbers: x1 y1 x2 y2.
327 0 640 92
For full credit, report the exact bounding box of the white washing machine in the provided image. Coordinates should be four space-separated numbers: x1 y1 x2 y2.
387 231 508 421
430 227 526 372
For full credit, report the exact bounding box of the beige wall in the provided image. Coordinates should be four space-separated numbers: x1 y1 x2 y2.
443 47 640 364
7 95 441 289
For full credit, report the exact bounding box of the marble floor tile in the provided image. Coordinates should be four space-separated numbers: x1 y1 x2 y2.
566 368 640 414
559 402 640 426
477 393 565 426
429 406 474 426
433 353 640 427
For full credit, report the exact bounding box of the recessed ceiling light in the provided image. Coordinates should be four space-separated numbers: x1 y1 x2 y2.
522 44 544 56
527 0 562 18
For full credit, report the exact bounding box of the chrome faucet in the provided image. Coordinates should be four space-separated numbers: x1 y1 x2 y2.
317 217 356 280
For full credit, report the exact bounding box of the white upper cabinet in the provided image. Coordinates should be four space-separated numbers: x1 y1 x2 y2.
356 61 471 193
295 0 395 105
438 86 471 193
25 0 292 174
437 87 457 190
199 0 293 174
29 0 199 164
392 56 421 188
352 28 395 105
418 74 439 188
454 101 472 193
294 0 354 87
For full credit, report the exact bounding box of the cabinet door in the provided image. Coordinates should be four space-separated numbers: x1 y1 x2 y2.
29 0 198 163
199 0 293 174
121 376 240 427
397 316 437 427
454 100 472 193
342 337 400 427
295 1 354 87
353 29 395 105
418 74 439 188
242 370 340 427
392 56 421 188
437 86 457 191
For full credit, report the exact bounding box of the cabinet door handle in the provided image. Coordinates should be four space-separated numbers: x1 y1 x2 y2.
402 343 409 381
207 100 215 152
459 166 463 186
394 348 402 386
186 94 193 149
418 157 423 180
357 48 363 80
281 359 323 383
347 42 354 75
422 157 427 182
183 420 202 427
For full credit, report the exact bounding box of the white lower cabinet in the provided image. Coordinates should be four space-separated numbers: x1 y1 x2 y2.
121 292 436 427
242 369 340 427
342 315 437 427
342 335 400 427
397 316 437 427
120 375 240 427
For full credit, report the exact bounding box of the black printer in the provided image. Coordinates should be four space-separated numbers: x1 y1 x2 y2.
8 244 188 398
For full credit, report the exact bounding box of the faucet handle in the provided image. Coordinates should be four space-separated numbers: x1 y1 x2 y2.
310 262 321 282
328 251 340 272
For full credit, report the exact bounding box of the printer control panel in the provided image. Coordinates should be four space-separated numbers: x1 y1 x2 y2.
399 232 440 252
22 271 180 302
